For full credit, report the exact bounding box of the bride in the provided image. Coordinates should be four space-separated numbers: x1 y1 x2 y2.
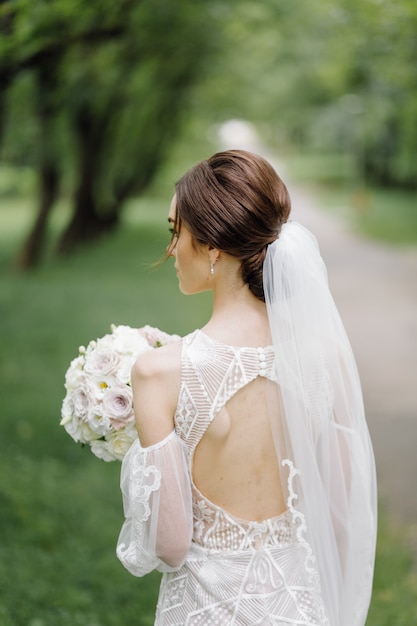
116 149 377 625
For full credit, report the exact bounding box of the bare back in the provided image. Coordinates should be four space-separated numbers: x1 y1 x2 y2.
175 330 286 523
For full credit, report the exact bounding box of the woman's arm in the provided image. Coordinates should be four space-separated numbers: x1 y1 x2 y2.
131 344 181 446
117 343 193 576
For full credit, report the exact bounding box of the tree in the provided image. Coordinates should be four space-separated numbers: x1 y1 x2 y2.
193 0 417 189
0 0 220 268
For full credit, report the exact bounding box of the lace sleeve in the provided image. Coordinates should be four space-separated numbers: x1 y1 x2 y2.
116 429 193 577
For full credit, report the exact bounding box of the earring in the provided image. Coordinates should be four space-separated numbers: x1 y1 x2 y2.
210 259 215 275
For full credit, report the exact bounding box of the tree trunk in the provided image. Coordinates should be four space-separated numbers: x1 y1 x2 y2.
13 163 59 270
13 61 61 270
56 178 120 255
0 71 11 146
56 108 119 255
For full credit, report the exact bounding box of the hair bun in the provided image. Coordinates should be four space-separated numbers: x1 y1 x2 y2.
175 150 291 301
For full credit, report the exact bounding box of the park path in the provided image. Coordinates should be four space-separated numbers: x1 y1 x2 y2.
218 121 417 529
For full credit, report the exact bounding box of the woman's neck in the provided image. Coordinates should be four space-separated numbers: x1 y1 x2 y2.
204 282 270 347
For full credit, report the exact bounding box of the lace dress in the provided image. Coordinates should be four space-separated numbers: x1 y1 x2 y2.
117 330 328 625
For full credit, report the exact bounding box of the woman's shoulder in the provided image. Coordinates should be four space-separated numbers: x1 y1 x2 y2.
132 337 183 383
130 339 184 445
131 340 184 441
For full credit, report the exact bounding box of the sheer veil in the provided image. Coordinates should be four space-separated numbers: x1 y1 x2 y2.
263 221 377 626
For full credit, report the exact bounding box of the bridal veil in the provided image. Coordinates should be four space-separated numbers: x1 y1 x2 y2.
263 221 377 626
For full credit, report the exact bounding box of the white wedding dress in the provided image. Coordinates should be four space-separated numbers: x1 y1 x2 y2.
117 329 329 625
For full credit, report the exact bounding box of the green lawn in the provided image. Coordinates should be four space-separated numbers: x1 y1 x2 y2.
1 152 416 625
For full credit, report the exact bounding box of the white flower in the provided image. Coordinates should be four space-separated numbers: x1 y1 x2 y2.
64 355 85 390
102 385 134 428
60 324 180 461
60 395 74 426
61 396 96 443
115 353 137 385
92 423 138 462
111 325 152 355
72 378 93 419
85 405 111 437
89 439 115 463
84 347 122 378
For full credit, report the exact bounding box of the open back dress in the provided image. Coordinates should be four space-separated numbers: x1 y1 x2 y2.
117 329 328 625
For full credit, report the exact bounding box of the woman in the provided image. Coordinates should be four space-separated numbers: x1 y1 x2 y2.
117 150 377 625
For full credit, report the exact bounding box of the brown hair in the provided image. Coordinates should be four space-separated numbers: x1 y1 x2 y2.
173 149 291 301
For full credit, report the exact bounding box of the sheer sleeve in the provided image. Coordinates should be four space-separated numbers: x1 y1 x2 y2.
116 429 193 577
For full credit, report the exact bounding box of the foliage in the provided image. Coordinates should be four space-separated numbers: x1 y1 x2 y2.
0 0 221 267
194 0 417 190
1 0 416 270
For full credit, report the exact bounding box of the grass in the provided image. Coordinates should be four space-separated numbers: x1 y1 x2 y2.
1 147 417 624
367 510 417 626
283 151 417 245
0 183 211 625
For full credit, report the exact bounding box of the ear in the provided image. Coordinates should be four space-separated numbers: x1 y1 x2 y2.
208 245 221 265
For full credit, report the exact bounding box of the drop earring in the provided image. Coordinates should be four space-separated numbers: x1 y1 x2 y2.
210 260 215 275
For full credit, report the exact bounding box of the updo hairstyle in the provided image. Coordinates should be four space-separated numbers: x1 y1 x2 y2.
174 149 291 302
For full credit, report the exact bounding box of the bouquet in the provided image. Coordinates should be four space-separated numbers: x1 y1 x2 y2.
60 324 180 461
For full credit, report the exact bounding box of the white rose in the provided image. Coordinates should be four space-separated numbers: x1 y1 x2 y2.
60 395 74 426
61 325 178 462
92 333 115 353
102 385 134 429
115 354 136 385
92 423 137 462
72 378 93 419
90 439 115 462
84 348 122 378
64 355 85 390
111 325 153 356
61 404 97 444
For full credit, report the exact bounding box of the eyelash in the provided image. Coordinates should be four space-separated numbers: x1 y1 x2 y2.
169 228 178 237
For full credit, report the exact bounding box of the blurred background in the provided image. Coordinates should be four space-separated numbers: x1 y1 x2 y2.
1 1 416 624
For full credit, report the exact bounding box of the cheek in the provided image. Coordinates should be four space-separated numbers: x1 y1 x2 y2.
177 238 196 264
176 242 186 264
